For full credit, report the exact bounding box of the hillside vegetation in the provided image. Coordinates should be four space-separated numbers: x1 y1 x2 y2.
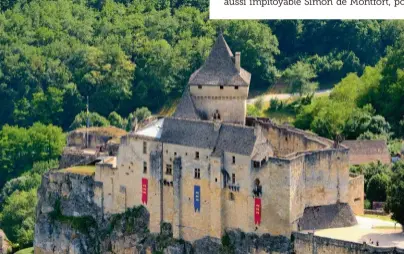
1 0 404 250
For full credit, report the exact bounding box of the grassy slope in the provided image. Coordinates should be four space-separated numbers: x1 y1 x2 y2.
15 247 34 254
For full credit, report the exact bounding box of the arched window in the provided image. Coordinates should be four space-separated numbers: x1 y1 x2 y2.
213 110 221 120
253 178 262 197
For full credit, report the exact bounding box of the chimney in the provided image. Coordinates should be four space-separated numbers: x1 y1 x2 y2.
235 52 241 72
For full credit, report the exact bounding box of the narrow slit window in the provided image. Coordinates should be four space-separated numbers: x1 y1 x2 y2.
166 164 172 175
232 156 236 164
232 173 236 184
143 161 147 174
195 151 199 160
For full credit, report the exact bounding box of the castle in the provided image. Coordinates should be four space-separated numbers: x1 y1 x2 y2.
93 34 363 242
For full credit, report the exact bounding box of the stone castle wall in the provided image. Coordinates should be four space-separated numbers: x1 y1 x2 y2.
251 158 292 236
190 85 248 125
293 232 404 254
288 149 351 231
349 175 365 215
92 119 358 243
95 135 163 233
250 118 331 157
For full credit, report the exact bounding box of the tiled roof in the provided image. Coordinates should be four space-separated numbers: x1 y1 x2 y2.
188 34 251 87
212 124 256 156
160 118 219 150
160 118 257 156
342 140 391 165
172 87 200 120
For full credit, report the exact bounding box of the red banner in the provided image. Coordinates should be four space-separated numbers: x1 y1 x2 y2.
141 178 148 204
254 198 261 225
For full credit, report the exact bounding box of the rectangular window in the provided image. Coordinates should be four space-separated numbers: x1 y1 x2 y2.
235 86 239 90
194 168 201 179
220 85 224 90
198 85 202 89
166 164 172 175
232 173 235 184
143 161 147 174
232 156 236 164
195 151 199 160
143 141 147 154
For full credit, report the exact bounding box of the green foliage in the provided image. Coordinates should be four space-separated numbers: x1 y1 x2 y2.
223 20 279 86
133 107 152 123
0 123 65 187
350 162 391 191
70 111 110 130
386 161 404 227
294 62 396 140
246 105 262 117
375 38 404 134
282 61 318 96
366 173 390 203
220 232 235 254
0 189 37 248
0 160 57 204
364 199 371 209
50 199 97 234
253 97 264 111
108 112 127 129
388 139 404 156
269 98 284 112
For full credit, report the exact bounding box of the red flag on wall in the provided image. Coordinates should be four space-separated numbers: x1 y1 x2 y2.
254 198 261 225
141 178 148 204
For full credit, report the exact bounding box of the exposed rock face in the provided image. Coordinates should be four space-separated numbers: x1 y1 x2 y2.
34 171 292 254
297 203 357 231
59 147 98 169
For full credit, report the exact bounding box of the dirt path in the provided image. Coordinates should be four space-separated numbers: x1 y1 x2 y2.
247 89 331 105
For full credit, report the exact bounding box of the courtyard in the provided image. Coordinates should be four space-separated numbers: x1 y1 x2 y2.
309 216 404 248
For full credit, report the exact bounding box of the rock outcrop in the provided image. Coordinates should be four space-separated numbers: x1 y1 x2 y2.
34 171 292 254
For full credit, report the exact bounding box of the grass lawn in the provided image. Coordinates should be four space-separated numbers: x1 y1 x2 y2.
362 214 396 223
15 247 34 254
58 166 96 176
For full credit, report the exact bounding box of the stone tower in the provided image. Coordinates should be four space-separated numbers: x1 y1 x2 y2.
188 34 251 125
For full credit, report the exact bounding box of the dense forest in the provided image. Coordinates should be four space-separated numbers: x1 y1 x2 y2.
1 0 404 250
1 0 404 130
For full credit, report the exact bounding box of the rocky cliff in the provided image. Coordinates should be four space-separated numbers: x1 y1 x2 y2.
34 171 291 254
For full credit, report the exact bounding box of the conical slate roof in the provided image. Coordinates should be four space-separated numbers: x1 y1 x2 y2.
173 87 200 120
188 34 251 87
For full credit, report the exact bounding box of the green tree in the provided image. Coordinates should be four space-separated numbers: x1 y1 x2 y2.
223 20 280 87
282 61 318 96
386 161 404 228
247 105 262 117
133 107 152 122
0 124 64 187
28 123 66 163
0 189 37 248
69 111 110 130
32 87 65 125
108 112 127 129
366 173 390 203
